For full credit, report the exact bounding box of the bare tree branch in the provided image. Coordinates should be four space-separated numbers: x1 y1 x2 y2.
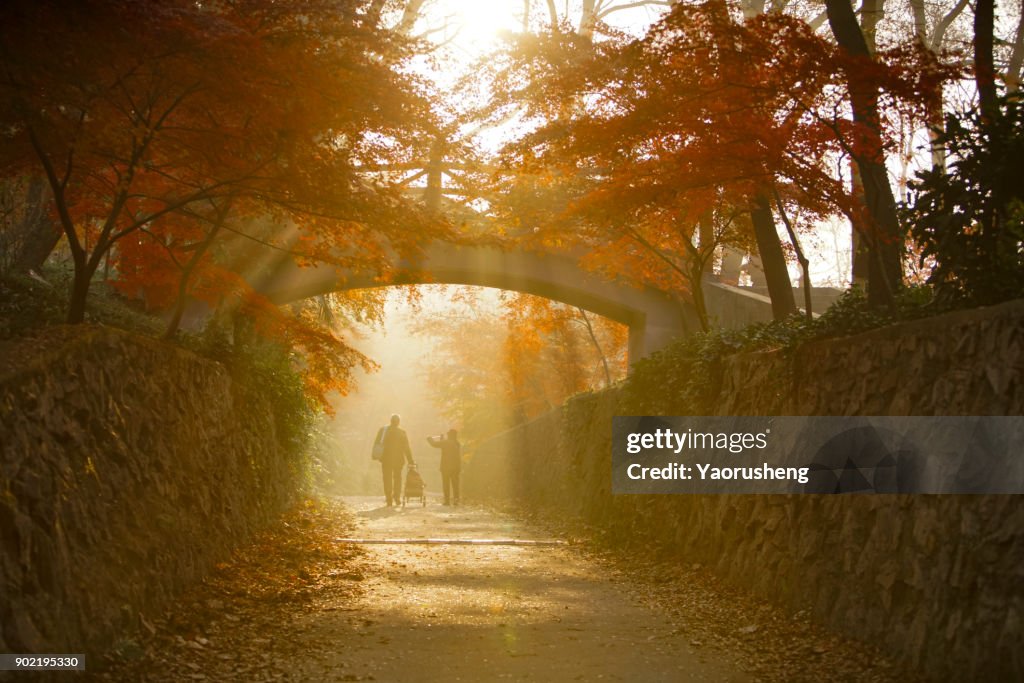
931 0 970 52
1006 2 1024 92
595 0 674 22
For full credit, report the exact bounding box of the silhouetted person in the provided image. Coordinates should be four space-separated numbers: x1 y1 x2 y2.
374 414 413 507
427 429 461 505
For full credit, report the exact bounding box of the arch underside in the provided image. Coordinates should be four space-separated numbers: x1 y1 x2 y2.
255 243 697 363
269 268 651 328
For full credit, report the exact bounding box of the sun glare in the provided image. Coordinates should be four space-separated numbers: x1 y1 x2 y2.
453 0 515 37
429 0 520 56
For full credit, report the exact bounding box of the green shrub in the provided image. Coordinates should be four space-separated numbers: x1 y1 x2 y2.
1 269 320 480
904 94 1024 305
622 285 936 415
0 267 162 338
0 271 66 338
183 320 318 473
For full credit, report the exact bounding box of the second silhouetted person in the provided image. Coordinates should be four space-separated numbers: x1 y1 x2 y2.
427 429 462 506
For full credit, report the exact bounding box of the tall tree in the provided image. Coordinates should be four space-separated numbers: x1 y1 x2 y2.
975 0 998 120
0 0 440 326
1005 2 1024 93
479 1 941 322
750 195 798 319
825 0 905 308
908 0 971 170
528 0 678 35
0 0 450 404
0 176 58 274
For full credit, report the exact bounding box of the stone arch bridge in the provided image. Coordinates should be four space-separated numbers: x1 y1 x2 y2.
250 240 779 364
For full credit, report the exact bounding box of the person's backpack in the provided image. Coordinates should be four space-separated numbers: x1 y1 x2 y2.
372 427 387 461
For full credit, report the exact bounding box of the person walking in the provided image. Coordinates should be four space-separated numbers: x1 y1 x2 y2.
427 429 462 506
373 414 413 507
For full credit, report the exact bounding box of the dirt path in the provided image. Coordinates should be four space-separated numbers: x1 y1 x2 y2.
92 496 750 682
92 497 914 682
300 495 750 682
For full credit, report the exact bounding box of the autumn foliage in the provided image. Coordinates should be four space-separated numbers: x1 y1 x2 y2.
0 0 1003 421
0 0 447 404
476 0 953 320
414 290 626 443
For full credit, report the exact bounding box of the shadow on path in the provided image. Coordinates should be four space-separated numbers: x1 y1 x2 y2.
286 495 751 682
354 505 403 521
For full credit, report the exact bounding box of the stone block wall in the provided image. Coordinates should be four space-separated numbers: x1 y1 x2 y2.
464 300 1024 680
0 326 298 658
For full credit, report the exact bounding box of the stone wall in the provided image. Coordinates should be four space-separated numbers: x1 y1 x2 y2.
464 299 1024 681
0 326 298 659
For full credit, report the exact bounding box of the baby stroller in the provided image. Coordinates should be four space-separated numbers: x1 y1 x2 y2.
403 464 426 507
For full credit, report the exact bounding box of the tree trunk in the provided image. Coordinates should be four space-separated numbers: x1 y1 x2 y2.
693 211 715 330
8 176 61 272
397 0 428 34
975 0 997 121
1006 6 1024 93
164 216 226 339
364 0 386 28
67 239 114 323
545 0 558 28
165 235 220 339
849 161 871 284
67 259 94 323
859 0 885 53
825 0 903 308
698 210 714 253
688 271 711 332
909 0 967 171
750 194 796 319
924 95 947 172
773 188 813 319
860 160 903 307
576 307 612 387
579 0 597 38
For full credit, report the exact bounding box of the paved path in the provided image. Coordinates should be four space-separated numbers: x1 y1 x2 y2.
301 495 750 682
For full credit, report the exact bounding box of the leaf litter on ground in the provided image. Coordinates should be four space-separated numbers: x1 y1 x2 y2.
504 502 926 683
89 498 368 682
89 496 927 683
